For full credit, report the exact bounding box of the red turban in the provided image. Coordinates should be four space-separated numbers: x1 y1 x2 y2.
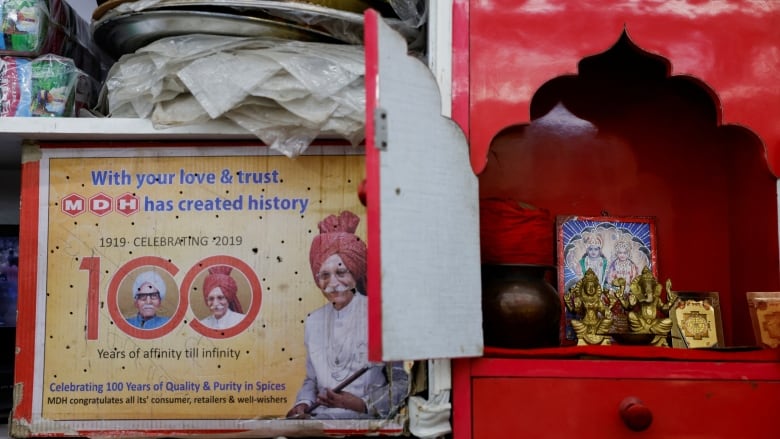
203 266 243 313
309 211 367 284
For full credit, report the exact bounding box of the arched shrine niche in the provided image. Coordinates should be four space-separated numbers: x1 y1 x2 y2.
480 31 779 346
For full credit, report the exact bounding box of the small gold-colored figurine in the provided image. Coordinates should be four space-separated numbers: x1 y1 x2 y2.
610 267 678 346
564 268 613 345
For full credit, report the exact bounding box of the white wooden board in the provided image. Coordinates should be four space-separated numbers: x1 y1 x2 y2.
368 12 483 361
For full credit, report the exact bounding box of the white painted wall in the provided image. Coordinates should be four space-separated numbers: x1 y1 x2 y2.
66 0 97 20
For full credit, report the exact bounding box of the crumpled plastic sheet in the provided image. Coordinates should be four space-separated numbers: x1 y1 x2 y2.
101 34 365 157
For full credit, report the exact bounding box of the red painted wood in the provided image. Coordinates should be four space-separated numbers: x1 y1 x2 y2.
12 160 39 423
451 359 473 439
482 344 780 364
466 0 780 176
454 3 780 438
453 356 780 439
363 9 383 362
468 357 780 381
463 0 780 347
451 0 470 136
472 376 780 438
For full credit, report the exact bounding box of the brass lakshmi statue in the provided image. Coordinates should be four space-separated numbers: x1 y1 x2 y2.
564 268 613 345
566 266 678 346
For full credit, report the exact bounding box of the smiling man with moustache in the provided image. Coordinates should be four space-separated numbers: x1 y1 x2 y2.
286 211 408 420
199 265 245 330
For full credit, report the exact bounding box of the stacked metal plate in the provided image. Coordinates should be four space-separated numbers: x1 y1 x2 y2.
91 0 425 60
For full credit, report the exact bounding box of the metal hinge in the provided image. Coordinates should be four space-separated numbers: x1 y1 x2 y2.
374 107 388 150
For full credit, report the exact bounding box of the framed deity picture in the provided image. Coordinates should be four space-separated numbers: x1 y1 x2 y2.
670 291 724 348
557 215 658 344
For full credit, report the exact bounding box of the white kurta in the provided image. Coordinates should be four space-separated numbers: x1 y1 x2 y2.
200 309 245 329
294 292 407 419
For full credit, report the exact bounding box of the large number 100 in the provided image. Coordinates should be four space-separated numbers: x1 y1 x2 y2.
81 255 263 340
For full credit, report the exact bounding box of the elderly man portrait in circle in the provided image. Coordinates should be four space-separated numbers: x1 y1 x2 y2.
199 265 246 329
126 270 170 329
287 211 408 420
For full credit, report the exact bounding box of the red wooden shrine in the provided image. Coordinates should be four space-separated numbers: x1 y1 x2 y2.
451 1 780 438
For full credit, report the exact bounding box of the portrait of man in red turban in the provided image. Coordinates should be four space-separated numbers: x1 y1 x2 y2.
199 265 246 330
309 210 367 302
287 210 408 420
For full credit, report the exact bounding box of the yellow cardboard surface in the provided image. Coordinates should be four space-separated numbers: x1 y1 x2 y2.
40 148 365 421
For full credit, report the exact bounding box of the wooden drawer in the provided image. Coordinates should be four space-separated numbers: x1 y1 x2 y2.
473 376 779 438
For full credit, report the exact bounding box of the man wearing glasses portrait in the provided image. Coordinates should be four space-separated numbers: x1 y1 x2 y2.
126 270 170 329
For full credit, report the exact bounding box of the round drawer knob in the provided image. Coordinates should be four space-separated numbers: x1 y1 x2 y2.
619 397 653 432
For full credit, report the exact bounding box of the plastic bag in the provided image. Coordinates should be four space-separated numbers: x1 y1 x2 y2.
1 0 109 81
0 53 97 116
103 35 366 157
0 0 47 54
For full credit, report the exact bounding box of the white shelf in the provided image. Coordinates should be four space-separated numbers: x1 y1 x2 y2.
0 117 257 142
0 118 259 167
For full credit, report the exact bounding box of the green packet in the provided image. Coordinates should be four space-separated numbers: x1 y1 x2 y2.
30 54 77 117
1 0 48 53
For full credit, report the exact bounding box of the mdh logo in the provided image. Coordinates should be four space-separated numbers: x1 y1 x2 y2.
61 192 140 217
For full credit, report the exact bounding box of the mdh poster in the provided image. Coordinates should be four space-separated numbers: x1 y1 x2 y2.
36 146 369 421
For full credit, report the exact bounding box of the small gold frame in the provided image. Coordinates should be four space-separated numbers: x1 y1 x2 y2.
670 292 723 349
